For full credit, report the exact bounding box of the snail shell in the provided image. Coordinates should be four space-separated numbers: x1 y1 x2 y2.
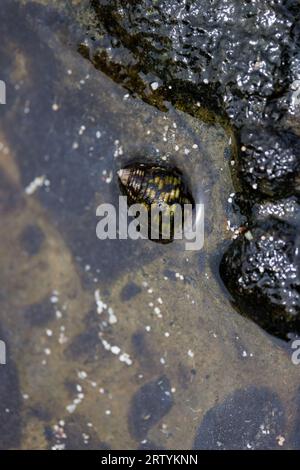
117 163 194 242
117 163 194 209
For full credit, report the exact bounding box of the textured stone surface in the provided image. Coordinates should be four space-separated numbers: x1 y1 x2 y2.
0 0 299 450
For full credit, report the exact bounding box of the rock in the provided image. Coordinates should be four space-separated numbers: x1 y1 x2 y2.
220 218 300 340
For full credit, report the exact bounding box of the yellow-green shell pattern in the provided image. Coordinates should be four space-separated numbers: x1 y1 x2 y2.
117 163 194 210
117 163 194 242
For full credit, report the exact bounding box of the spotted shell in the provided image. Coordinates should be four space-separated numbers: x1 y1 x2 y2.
117 163 194 209
117 163 194 242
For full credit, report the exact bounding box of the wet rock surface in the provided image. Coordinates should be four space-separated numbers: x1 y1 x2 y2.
0 326 22 450
80 0 300 339
291 388 300 449
45 415 110 450
84 0 300 192
0 0 299 450
128 376 173 439
193 387 285 450
220 218 300 340
238 127 300 199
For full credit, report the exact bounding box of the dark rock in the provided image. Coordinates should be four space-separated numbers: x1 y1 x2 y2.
128 375 173 439
19 224 45 256
0 325 22 450
120 282 142 301
238 127 300 199
220 218 300 340
22 298 55 327
194 386 285 450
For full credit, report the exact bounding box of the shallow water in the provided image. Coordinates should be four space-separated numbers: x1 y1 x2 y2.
0 0 299 450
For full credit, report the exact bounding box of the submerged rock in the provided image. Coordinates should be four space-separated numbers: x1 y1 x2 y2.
128 376 173 439
193 387 285 450
220 218 300 340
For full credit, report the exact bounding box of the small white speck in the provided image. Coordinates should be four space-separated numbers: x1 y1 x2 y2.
245 231 254 241
108 307 117 324
56 310 62 319
150 81 159 91
25 175 46 195
66 404 76 414
50 295 59 304
175 272 184 281
79 126 86 136
111 346 121 355
154 307 161 317
276 435 285 447
78 371 87 380
119 353 133 366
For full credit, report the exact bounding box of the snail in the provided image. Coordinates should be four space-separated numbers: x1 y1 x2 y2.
117 163 194 242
